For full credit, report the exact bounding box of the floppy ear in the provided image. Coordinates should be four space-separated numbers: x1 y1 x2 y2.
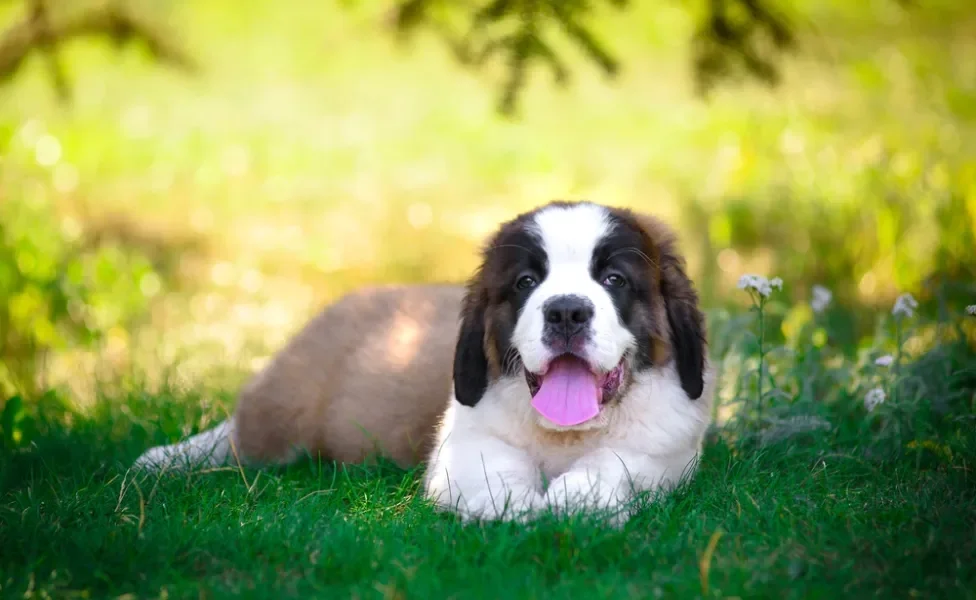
661 256 706 399
635 213 707 400
452 290 490 407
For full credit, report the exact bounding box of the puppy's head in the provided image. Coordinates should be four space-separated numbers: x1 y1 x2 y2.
452 200 706 430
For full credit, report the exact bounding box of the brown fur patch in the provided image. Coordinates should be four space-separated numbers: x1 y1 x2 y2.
482 311 502 379
233 284 465 468
619 208 707 398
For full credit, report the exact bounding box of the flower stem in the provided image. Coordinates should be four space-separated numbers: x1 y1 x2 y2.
757 295 765 423
894 318 903 369
893 317 903 404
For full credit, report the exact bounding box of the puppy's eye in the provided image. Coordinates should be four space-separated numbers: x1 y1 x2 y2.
602 273 626 288
516 275 538 290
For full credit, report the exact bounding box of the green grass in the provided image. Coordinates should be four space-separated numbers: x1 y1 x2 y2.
2 1 976 404
2 302 975 598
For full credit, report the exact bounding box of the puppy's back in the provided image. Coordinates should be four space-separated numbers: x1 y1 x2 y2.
234 284 464 467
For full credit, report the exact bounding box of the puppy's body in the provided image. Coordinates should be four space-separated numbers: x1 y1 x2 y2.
135 284 463 471
136 200 715 526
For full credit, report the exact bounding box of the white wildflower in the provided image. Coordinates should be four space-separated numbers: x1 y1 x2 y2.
967 305 976 316
737 274 782 298
811 285 832 314
864 387 886 412
737 274 759 290
874 354 894 367
892 293 918 318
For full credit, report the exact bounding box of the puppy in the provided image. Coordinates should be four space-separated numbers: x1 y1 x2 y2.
134 200 714 526
422 200 715 523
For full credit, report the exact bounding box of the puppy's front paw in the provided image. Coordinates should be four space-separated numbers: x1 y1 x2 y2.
546 471 605 510
455 487 547 523
544 471 630 525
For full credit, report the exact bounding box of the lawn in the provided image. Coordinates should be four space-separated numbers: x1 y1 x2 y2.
2 295 975 598
2 0 976 597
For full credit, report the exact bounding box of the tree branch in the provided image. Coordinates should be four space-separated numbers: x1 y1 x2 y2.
0 2 196 97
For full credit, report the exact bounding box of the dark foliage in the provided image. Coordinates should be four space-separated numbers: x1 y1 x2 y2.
1 0 919 115
690 0 795 95
390 0 628 115
0 0 195 103
388 0 801 114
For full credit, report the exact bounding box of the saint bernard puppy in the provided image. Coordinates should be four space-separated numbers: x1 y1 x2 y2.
133 200 714 525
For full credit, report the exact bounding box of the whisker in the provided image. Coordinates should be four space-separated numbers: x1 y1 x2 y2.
607 247 658 269
501 346 523 374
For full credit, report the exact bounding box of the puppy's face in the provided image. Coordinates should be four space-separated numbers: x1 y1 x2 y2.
453 201 705 430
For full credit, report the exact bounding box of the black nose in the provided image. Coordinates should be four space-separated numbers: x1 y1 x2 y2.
543 295 594 339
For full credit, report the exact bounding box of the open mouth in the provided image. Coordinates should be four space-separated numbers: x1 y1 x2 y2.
524 354 626 427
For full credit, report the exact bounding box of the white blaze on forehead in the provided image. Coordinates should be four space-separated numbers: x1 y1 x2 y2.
530 202 612 263
512 202 636 375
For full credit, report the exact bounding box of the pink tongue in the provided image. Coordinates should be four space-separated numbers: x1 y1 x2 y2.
530 356 602 427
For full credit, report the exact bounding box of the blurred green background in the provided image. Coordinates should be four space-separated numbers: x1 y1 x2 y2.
1 0 975 405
